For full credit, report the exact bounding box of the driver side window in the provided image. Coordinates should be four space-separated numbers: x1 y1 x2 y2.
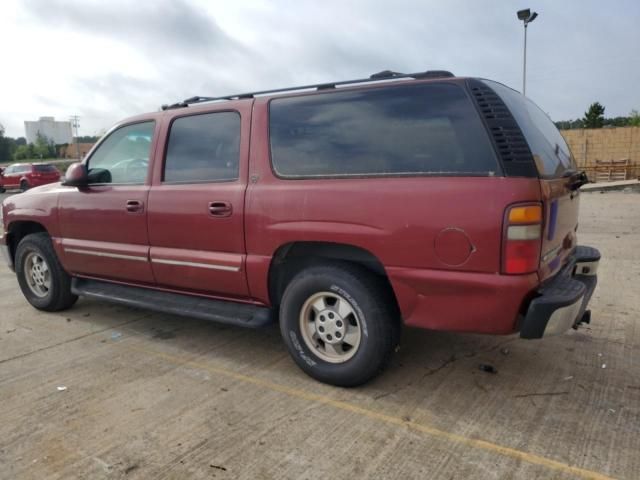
87 121 155 184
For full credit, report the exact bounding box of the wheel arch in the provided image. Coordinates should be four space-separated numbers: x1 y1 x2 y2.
6 220 49 264
267 241 399 312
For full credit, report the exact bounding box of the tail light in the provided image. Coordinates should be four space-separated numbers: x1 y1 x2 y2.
502 204 542 274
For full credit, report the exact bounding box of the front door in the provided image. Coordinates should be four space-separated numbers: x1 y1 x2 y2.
147 106 250 299
57 121 158 284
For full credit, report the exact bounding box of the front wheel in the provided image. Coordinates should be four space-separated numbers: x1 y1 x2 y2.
279 263 400 387
15 233 78 311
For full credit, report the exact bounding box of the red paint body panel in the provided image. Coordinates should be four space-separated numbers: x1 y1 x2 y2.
1 76 583 337
57 184 155 283
387 266 538 332
146 101 252 298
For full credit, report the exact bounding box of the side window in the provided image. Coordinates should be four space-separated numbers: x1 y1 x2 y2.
4 166 14 174
87 121 155 184
163 112 240 183
269 83 499 178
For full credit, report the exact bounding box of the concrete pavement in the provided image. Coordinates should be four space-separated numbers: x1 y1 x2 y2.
1 191 639 479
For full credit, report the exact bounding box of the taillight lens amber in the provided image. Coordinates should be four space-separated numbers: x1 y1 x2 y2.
502 204 542 274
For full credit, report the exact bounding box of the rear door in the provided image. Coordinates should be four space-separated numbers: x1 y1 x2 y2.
147 103 251 299
485 80 579 280
32 164 61 184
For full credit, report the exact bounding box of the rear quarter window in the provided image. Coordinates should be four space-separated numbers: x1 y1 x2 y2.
33 164 58 173
269 83 499 178
482 80 576 178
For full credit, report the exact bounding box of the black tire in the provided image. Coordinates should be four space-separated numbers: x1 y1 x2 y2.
0 186 5 193
15 232 78 311
279 263 400 387
20 180 29 192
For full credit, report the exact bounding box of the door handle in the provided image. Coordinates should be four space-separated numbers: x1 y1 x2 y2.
126 200 144 213
208 201 232 217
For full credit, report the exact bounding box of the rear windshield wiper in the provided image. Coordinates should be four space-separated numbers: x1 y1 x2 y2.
566 171 589 191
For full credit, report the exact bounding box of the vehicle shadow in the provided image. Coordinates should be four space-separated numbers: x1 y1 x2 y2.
63 296 582 409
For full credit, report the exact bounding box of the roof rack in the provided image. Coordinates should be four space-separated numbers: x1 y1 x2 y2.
161 69 455 110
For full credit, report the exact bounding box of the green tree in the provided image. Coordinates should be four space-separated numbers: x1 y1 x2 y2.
13 144 31 160
0 124 12 163
583 102 605 129
629 110 640 127
33 132 56 159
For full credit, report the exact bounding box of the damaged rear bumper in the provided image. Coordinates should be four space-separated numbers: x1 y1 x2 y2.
520 246 600 339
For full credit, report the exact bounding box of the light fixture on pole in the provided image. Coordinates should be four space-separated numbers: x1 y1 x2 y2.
517 8 538 96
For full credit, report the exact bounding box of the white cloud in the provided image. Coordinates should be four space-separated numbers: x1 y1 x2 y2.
1 0 638 138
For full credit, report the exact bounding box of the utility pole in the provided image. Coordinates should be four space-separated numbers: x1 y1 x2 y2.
70 115 80 159
516 9 538 96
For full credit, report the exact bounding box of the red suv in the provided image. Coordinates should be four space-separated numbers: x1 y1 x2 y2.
0 163 61 192
0 70 600 386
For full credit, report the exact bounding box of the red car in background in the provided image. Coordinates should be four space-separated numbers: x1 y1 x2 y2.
0 163 62 192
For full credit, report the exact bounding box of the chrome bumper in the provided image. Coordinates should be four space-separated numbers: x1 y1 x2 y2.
520 246 600 339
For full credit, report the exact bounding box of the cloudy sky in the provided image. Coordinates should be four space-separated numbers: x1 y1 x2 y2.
1 0 638 138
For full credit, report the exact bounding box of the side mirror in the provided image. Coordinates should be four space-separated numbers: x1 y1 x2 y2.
62 162 88 187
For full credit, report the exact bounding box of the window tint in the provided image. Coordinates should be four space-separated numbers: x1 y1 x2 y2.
4 166 14 174
164 112 240 183
87 121 155 184
269 83 498 177
33 164 57 173
483 80 575 177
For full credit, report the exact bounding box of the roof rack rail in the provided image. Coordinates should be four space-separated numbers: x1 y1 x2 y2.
161 69 455 110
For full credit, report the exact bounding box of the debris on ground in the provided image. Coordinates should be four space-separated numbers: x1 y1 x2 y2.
563 376 574 381
111 332 123 340
602 364 607 369
479 364 497 374
500 348 510 356
514 391 569 398
56 386 67 392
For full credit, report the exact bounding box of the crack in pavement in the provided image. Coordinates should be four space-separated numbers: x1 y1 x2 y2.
0 314 152 366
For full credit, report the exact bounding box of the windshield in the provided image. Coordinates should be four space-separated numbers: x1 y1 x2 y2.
483 80 576 177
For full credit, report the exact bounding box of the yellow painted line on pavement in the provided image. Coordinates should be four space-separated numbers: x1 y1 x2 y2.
126 343 614 480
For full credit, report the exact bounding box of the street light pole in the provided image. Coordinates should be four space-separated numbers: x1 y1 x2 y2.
517 9 538 97
523 23 528 95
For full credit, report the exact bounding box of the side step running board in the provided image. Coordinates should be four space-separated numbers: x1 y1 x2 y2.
71 278 273 328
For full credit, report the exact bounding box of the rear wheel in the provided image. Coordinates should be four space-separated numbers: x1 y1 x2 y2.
15 233 78 311
279 263 400 387
0 186 5 193
20 180 29 192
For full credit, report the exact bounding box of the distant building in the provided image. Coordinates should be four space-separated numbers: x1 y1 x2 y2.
24 117 73 145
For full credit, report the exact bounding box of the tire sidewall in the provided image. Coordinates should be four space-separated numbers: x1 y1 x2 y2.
15 236 60 309
280 267 386 386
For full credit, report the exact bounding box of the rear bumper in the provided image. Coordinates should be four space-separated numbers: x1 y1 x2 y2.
519 246 600 339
